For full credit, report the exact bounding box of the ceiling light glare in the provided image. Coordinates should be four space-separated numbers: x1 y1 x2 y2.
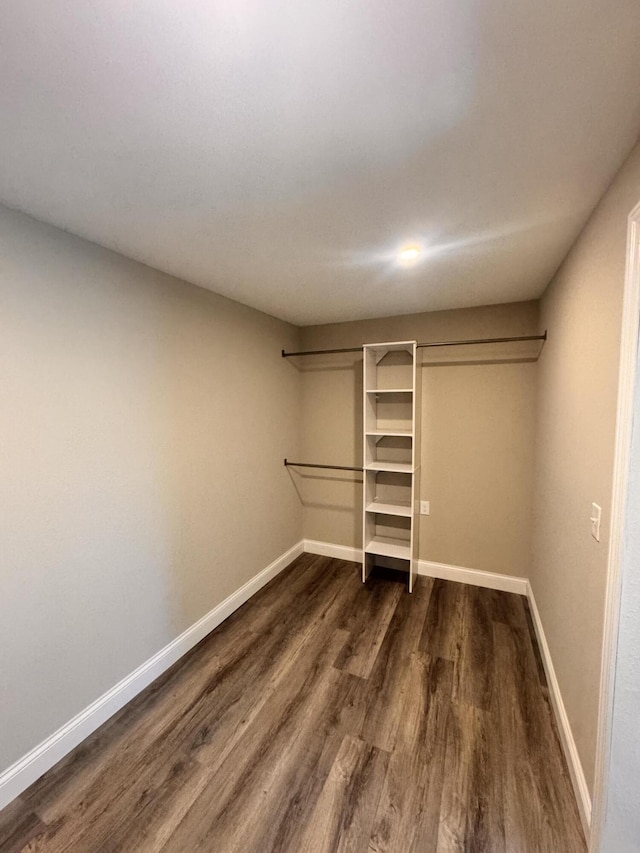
398 245 422 265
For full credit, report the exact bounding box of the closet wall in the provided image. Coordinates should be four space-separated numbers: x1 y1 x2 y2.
297 300 539 577
531 139 640 795
0 204 301 773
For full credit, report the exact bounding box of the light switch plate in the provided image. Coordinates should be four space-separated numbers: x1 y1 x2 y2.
420 500 430 516
590 503 602 542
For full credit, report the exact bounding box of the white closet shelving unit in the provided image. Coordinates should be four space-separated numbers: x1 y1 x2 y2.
362 341 421 592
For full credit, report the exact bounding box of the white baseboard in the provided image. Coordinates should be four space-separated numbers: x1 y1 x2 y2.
526 581 592 838
303 539 362 563
0 540 304 811
417 559 528 595
302 542 528 596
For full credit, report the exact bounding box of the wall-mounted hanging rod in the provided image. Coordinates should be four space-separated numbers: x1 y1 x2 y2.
419 332 547 348
282 346 363 357
282 331 547 358
284 458 363 472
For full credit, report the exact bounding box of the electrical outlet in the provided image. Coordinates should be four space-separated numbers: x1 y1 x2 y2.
420 500 430 516
590 503 602 542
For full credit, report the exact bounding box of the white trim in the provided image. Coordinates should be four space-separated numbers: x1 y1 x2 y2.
417 559 528 595
527 580 592 837
303 543 528 596
303 539 362 563
0 540 304 811
590 201 640 850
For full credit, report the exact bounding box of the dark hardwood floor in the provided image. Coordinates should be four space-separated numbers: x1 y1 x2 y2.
0 554 586 852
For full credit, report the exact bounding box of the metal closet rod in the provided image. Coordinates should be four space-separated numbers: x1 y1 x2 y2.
281 331 547 358
284 458 363 472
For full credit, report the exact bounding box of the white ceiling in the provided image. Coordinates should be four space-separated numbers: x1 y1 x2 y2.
1 1 640 326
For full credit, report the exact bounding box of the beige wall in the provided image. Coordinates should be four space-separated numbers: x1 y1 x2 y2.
298 301 539 577
0 205 302 773
531 140 640 796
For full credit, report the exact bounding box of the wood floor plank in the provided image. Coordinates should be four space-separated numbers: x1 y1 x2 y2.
452 586 494 711
257 668 379 853
464 698 506 853
436 702 505 853
368 654 454 853
160 632 349 852
296 735 390 853
333 576 404 679
418 578 466 661
356 577 433 752
185 562 354 773
122 609 356 852
481 586 529 629
101 759 213 853
492 621 585 852
0 798 46 853
0 564 586 853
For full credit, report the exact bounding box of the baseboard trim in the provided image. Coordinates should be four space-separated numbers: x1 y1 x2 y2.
417 559 528 595
0 540 304 811
303 539 362 563
302 542 528 596
526 581 592 837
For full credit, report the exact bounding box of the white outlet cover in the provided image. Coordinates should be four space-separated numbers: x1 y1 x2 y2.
420 500 430 516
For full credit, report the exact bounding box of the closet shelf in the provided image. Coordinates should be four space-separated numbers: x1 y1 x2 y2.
365 388 413 394
365 428 413 438
365 461 414 474
365 499 412 518
365 536 411 561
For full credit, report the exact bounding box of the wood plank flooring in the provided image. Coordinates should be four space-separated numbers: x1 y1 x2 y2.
0 555 586 852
